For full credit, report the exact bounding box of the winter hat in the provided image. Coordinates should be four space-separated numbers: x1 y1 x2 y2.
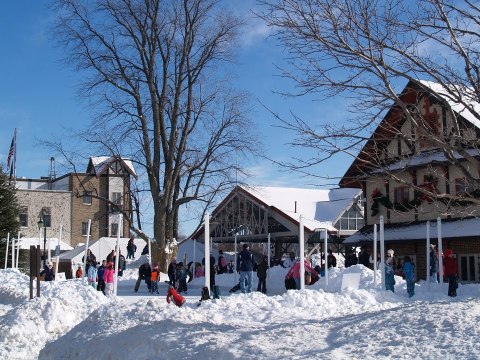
243 244 249 250
445 249 453 257
387 249 394 257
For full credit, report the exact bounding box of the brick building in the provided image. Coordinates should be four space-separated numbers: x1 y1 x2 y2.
15 156 136 247
342 80 480 283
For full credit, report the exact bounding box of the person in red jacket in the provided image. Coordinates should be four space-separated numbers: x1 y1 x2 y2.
444 249 458 297
166 285 186 307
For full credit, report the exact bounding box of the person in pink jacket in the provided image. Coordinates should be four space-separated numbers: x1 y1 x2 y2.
103 262 115 296
285 259 318 290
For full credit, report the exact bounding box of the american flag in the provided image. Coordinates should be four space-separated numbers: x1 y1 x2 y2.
6 135 14 169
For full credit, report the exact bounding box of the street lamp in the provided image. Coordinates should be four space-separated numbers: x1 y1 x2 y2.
37 218 47 267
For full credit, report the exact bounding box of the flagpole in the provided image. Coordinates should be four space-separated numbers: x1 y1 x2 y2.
13 128 17 188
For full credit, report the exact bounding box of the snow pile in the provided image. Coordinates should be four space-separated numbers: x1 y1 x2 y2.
0 269 110 360
2 261 480 359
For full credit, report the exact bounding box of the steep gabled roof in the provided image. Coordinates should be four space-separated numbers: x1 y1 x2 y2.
189 185 362 241
339 79 480 187
87 156 137 179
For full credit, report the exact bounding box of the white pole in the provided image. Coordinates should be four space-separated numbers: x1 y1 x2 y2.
204 212 211 292
380 216 385 290
373 224 378 287
234 234 238 285
4 232 10 269
299 216 305 290
15 231 20 269
324 229 328 288
47 234 51 263
114 215 121 296
437 217 444 285
426 221 430 287
267 233 271 283
193 239 196 280
148 237 152 268
82 219 92 283
12 236 16 269
55 224 62 279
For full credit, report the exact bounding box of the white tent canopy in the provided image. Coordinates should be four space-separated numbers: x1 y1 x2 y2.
57 237 147 265
14 237 73 251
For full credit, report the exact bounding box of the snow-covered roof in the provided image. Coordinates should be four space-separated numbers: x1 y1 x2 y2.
344 217 480 243
88 156 137 179
374 148 480 173
13 237 73 251
419 80 480 129
243 186 362 232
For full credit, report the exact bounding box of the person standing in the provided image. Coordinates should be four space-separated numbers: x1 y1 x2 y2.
113 250 126 277
385 249 396 292
217 250 228 274
344 249 358 268
87 261 98 289
83 249 97 275
40 261 55 281
430 244 439 283
256 255 269 294
444 249 458 297
97 260 106 294
237 244 255 293
358 245 370 269
135 262 152 292
150 263 160 294
403 256 415 297
126 237 136 260
327 249 337 268
167 258 177 287
104 262 115 296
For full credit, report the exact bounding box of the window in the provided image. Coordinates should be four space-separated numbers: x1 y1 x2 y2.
19 207 28 227
335 207 364 231
110 192 123 213
42 207 51 227
455 178 467 196
394 187 409 204
83 191 92 205
81 222 92 236
111 223 119 237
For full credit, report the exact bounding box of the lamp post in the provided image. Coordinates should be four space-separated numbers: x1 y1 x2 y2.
38 218 47 267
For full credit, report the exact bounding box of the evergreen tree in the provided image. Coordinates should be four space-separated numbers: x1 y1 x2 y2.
0 164 19 238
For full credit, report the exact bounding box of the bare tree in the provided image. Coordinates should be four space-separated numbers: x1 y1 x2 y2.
52 0 258 269
258 0 480 208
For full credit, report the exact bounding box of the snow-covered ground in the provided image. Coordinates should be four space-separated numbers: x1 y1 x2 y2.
1 255 480 359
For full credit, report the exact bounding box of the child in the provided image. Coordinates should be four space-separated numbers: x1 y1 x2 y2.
256 255 268 294
75 265 83 278
385 249 396 292
150 263 160 294
444 249 458 297
166 285 186 307
87 261 98 289
104 262 115 296
177 262 188 294
403 256 415 297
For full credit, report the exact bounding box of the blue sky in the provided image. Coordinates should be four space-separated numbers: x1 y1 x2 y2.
0 1 353 235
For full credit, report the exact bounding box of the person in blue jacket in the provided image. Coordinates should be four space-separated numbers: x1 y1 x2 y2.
403 255 415 297
237 244 255 293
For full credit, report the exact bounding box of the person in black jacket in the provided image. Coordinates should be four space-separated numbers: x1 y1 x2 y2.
256 255 269 294
358 245 371 269
40 261 55 281
134 262 152 292
327 249 337 268
168 259 177 287
237 244 255 293
344 249 358 268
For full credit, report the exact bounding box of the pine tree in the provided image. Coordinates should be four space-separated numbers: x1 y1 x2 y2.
0 164 20 238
